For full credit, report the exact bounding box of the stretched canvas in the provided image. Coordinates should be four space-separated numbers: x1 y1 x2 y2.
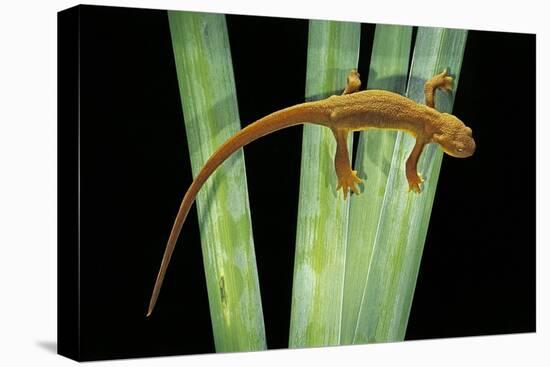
58 4 535 361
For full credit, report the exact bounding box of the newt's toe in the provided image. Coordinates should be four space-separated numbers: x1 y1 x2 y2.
441 76 453 91
337 170 364 199
435 70 453 91
408 183 422 193
407 173 424 193
429 69 454 92
351 170 363 183
442 76 453 91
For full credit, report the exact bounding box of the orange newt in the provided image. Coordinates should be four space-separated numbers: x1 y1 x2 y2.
146 69 476 316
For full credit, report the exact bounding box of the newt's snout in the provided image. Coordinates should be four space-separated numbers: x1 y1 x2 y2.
458 135 476 157
435 114 476 158
457 126 476 157
445 127 475 158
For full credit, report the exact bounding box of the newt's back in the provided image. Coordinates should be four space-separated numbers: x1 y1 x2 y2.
322 89 438 132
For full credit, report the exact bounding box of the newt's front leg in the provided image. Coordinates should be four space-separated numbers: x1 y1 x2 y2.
406 137 428 193
424 69 453 108
408 69 453 192
332 128 362 199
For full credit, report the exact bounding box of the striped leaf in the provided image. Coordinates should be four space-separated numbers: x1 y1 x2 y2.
341 24 413 344
351 27 468 343
168 11 266 352
289 19 361 348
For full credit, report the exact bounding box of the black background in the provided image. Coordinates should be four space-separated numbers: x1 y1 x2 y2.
68 4 535 361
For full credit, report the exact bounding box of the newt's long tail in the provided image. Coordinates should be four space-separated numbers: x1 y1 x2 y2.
146 101 329 316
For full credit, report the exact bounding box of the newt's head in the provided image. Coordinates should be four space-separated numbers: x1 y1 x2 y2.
432 113 476 158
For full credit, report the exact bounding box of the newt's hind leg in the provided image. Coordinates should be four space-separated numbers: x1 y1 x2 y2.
424 69 453 108
332 128 363 199
342 69 362 95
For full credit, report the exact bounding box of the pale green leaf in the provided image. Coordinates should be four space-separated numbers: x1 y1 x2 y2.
168 10 266 352
289 19 361 348
351 27 468 343
340 24 413 344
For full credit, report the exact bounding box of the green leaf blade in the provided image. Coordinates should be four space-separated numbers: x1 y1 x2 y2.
341 24 413 345
351 26 468 343
289 19 361 348
168 10 266 352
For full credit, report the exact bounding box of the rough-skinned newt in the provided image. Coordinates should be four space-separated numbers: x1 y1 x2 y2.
146 69 476 316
